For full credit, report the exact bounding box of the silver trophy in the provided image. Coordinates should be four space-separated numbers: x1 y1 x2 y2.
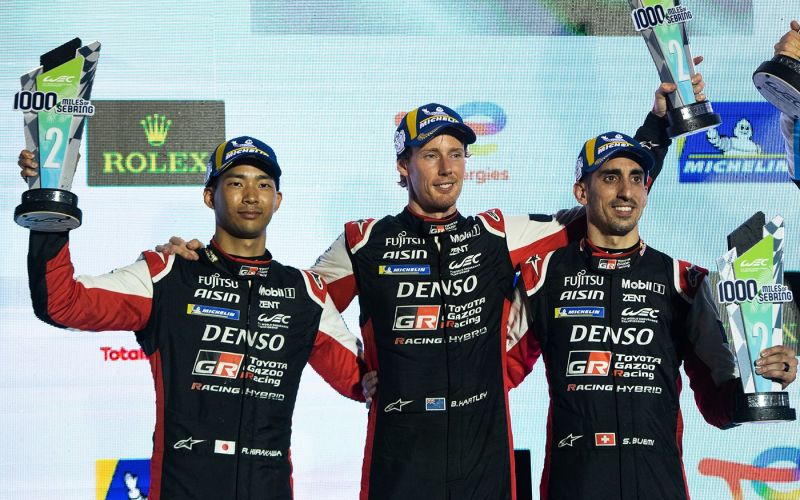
717 212 796 423
629 0 721 137
13 38 100 231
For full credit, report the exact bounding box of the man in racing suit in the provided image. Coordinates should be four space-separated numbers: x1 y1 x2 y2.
22 137 366 500
508 132 798 500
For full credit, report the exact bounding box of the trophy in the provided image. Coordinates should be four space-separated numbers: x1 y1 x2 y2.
716 212 796 422
753 33 800 119
628 0 721 137
13 38 100 231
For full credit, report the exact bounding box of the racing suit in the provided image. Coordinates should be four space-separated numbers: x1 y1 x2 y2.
509 238 739 500
28 232 365 500
311 113 672 500
780 113 799 189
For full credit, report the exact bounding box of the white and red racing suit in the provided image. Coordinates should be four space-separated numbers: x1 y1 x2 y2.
28 232 365 500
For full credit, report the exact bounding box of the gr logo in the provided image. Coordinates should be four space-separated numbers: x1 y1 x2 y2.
566 351 611 377
393 305 441 331
192 350 244 379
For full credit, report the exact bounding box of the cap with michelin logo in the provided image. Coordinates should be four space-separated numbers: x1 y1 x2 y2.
394 103 477 156
575 131 654 182
205 136 281 188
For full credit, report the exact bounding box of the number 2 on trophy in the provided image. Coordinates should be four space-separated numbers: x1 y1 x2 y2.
42 127 63 169
751 321 770 353
667 39 690 82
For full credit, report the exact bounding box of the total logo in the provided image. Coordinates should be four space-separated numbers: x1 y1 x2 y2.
699 446 800 499
393 305 441 331
100 346 148 362
192 350 244 379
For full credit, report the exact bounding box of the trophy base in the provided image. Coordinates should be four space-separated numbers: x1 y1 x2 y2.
666 101 722 138
733 391 796 423
753 55 800 119
14 189 82 232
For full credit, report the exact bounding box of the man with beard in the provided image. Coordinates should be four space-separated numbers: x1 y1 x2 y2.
508 131 798 500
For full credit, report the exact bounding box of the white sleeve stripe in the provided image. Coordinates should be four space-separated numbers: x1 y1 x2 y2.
76 259 154 298
476 214 505 238
152 253 176 284
319 294 359 356
672 259 692 303
302 273 325 308
350 219 378 254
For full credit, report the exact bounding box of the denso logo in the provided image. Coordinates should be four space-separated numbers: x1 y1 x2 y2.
621 279 665 295
397 275 478 298
566 351 611 376
194 288 240 303
198 273 239 289
192 350 244 378
257 313 291 325
258 286 295 298
449 225 480 243
570 325 654 345
202 324 286 351
621 308 658 318
449 253 481 270
393 305 441 331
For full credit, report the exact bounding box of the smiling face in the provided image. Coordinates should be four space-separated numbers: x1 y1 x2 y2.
203 163 282 252
396 133 466 219
574 155 648 248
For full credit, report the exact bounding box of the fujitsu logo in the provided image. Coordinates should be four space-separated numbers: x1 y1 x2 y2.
198 273 239 289
385 231 424 248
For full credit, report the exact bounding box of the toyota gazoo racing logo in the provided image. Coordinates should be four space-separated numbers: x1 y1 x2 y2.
258 285 295 298
393 305 441 331
192 350 244 378
566 351 611 376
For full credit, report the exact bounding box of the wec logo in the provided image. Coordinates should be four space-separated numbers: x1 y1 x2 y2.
566 351 611 376
621 308 658 319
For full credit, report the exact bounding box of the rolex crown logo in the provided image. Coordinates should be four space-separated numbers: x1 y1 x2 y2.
141 113 172 147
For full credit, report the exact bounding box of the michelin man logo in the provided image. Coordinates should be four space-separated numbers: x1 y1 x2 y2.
575 156 584 181
231 138 254 147
394 130 406 154
422 106 448 117
706 118 763 155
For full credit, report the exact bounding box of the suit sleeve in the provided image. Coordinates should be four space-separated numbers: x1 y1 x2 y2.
780 112 800 189
304 271 366 402
505 209 586 268
681 273 739 429
28 231 162 332
634 112 672 190
312 233 359 312
506 283 543 388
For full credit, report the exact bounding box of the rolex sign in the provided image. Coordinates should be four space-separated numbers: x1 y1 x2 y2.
87 101 225 186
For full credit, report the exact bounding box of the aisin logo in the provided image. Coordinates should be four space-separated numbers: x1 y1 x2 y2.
140 113 172 147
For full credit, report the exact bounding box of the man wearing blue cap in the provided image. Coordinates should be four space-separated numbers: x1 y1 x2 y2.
508 132 798 500
20 137 367 499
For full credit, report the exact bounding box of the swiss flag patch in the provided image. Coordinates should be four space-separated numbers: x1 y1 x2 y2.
595 433 616 446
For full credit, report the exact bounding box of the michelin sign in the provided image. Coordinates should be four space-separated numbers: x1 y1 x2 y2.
678 102 789 183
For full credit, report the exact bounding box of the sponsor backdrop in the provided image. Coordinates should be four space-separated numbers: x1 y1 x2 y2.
0 1 798 499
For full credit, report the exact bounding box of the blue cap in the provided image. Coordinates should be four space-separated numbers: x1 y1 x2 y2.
394 103 477 156
575 131 654 181
205 136 281 188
